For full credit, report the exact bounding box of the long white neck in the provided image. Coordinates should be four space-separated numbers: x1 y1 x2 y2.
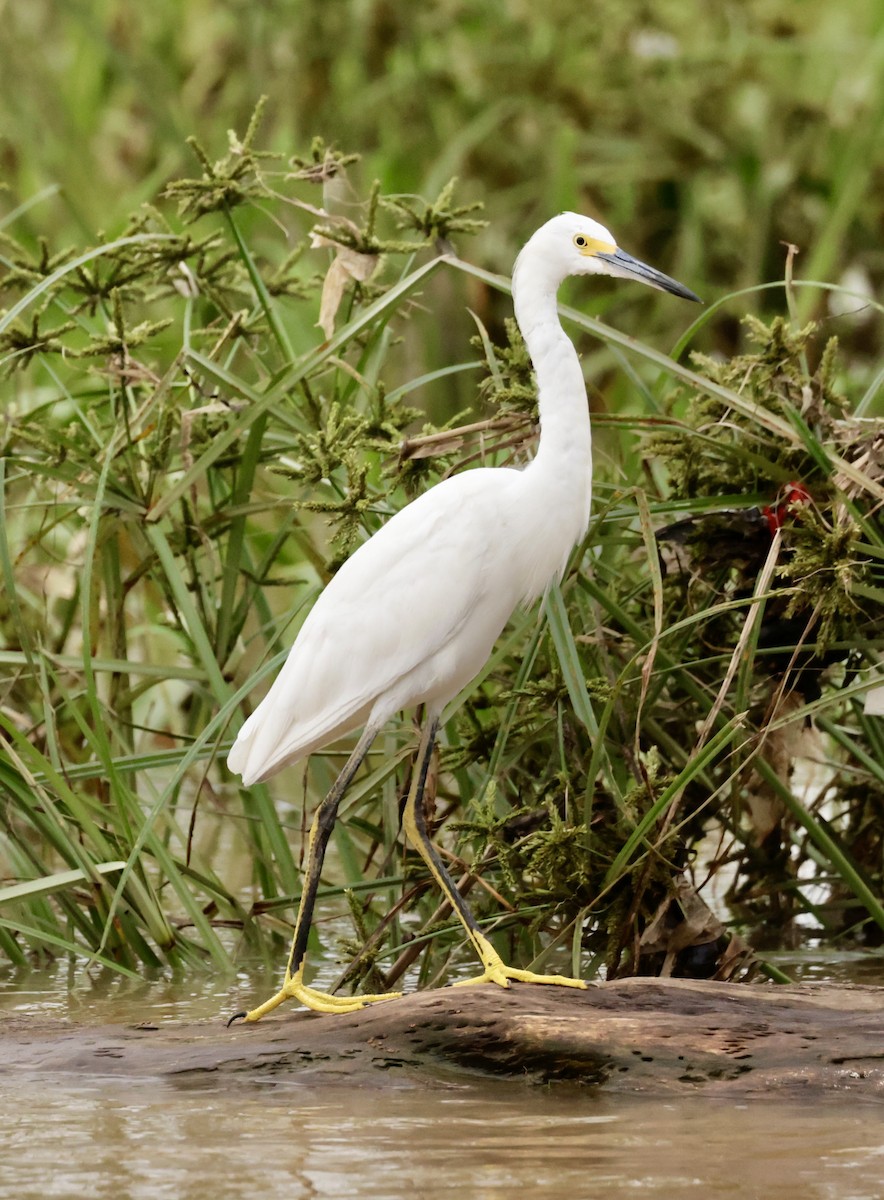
512 249 593 545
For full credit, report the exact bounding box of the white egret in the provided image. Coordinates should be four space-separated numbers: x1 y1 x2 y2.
228 212 700 1023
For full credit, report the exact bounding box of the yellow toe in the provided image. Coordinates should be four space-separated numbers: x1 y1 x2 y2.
451 933 587 991
452 964 586 990
238 971 401 1022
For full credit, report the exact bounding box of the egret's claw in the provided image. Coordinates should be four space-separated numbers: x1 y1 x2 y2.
451 931 587 992
236 968 402 1023
451 964 587 990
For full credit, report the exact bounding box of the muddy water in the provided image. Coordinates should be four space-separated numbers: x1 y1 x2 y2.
3 1076 884 1200
2 956 883 1200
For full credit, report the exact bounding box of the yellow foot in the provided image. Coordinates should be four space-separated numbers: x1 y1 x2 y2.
449 934 587 992
451 962 587 990
230 970 401 1024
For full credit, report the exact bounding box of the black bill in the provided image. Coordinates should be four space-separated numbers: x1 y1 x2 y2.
596 247 702 303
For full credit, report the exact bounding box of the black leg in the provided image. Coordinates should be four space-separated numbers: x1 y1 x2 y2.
401 715 487 952
403 715 588 992
233 721 402 1022
285 728 376 978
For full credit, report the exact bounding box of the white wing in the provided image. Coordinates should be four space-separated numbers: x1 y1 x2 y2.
228 467 526 784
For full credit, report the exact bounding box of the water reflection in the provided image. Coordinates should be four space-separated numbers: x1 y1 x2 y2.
2 1075 883 1200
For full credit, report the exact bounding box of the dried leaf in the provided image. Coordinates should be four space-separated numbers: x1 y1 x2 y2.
745 692 822 843
312 233 377 338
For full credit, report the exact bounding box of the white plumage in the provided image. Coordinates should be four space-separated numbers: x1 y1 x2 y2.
228 459 586 783
227 212 699 1021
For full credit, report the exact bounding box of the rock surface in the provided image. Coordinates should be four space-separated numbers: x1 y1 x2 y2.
4 978 882 1099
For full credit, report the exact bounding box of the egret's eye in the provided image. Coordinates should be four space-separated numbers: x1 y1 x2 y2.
573 234 588 248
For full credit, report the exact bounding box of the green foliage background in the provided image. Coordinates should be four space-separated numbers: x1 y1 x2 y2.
0 1 882 989
4 1 884 341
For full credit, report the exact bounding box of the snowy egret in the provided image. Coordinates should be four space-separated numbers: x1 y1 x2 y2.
228 212 700 1023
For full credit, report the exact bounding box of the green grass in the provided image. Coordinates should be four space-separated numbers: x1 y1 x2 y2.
1 6 883 989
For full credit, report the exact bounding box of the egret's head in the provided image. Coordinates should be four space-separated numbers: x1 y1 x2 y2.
517 211 701 303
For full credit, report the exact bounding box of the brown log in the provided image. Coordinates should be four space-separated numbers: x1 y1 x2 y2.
3 978 882 1100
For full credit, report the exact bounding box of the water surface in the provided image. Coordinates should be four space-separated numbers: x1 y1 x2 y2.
2 952 882 1200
